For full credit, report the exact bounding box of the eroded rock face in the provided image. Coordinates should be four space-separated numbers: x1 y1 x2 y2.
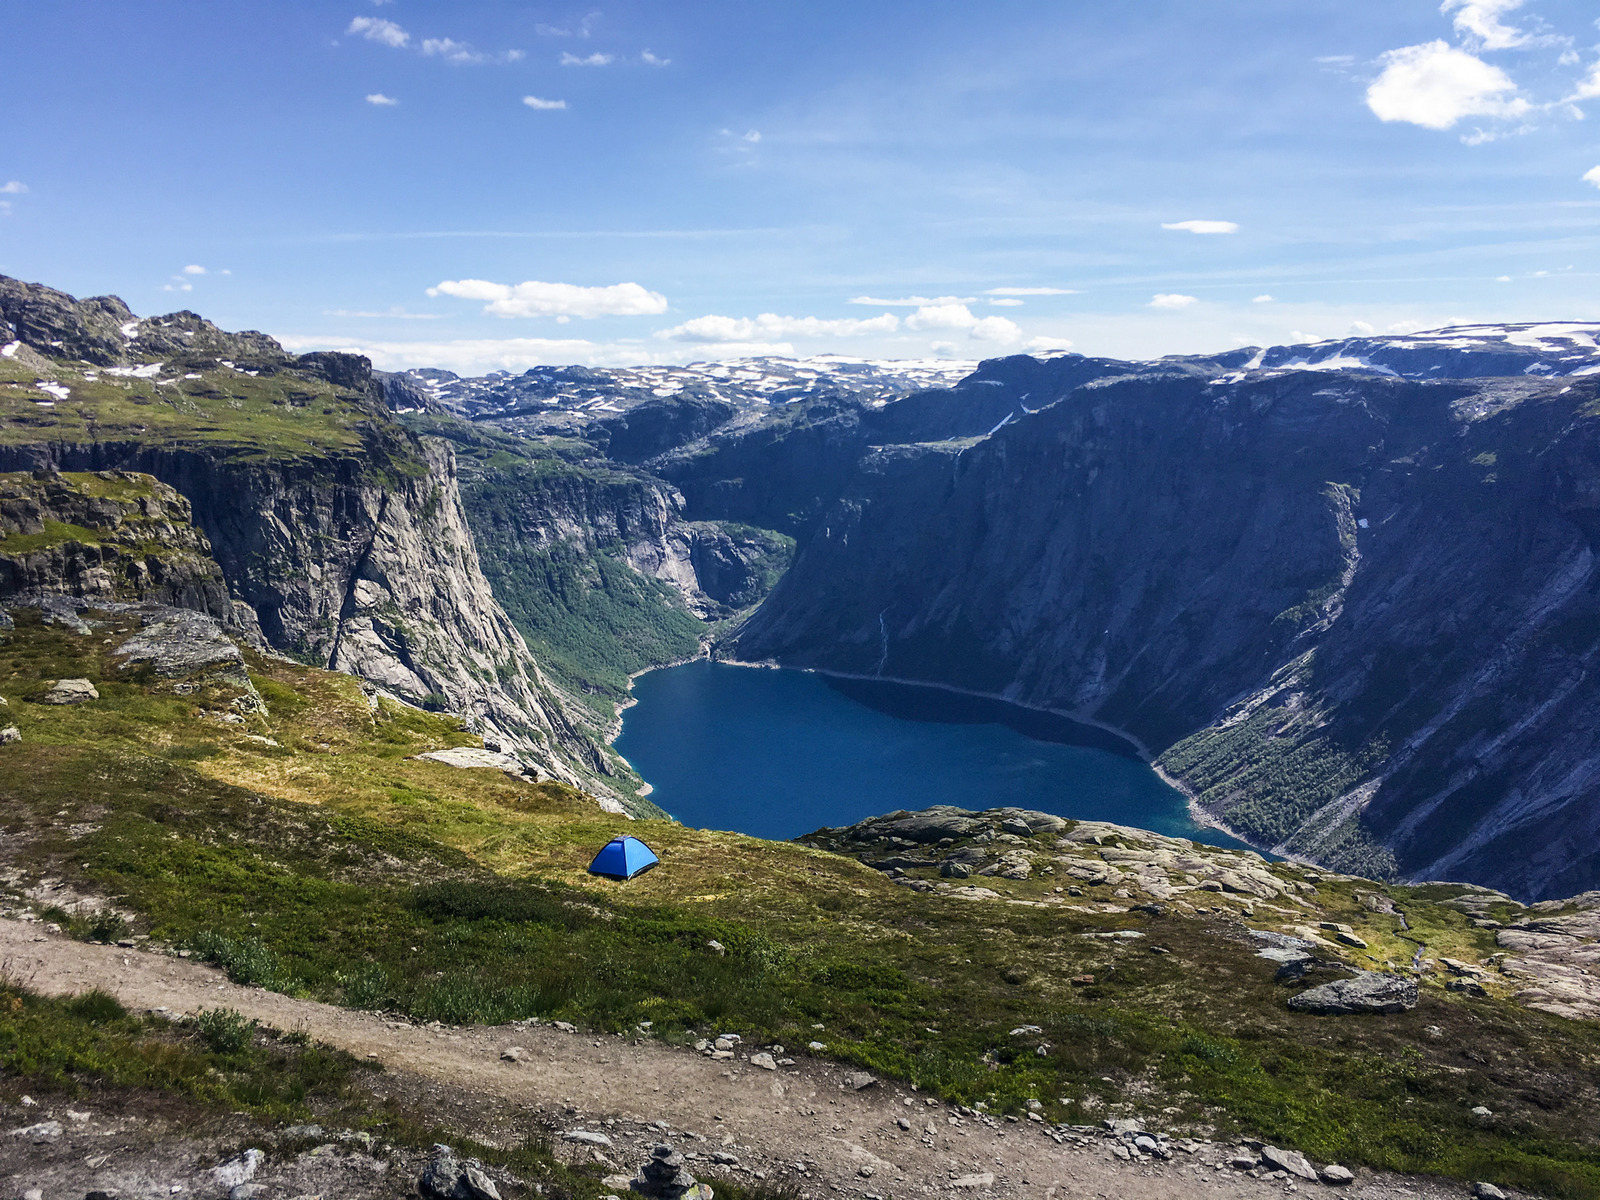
0 470 243 628
729 348 1600 900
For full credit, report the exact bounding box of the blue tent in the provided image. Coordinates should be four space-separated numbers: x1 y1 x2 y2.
587 835 660 880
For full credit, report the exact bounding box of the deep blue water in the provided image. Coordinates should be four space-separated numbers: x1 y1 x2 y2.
615 660 1251 848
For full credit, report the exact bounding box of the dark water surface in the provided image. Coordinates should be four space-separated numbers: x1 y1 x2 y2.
615 660 1251 848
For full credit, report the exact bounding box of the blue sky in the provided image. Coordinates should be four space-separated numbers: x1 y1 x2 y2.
3 0 1600 371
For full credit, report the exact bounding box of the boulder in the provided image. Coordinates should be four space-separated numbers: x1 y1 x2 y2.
873 807 987 843
419 1147 501 1200
1320 1165 1354 1185
842 1070 878 1091
1259 1146 1318 1181
1287 972 1418 1015
41 678 97 704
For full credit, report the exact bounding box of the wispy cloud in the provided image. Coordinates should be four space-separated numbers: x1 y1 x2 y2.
536 13 600 38
640 50 670 66
322 308 444 320
1366 41 1526 130
428 278 668 319
0 182 28 195
656 313 899 342
988 298 1024 307
523 96 568 111
1149 293 1198 309
366 92 400 106
183 264 206 275
1161 219 1239 234
561 51 613 66
849 294 974 306
347 16 409 48
1442 0 1533 51
983 286 1076 296
1253 294 1275 303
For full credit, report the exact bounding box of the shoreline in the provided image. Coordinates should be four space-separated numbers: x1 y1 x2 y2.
616 651 1280 857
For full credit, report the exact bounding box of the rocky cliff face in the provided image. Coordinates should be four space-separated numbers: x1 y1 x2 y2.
0 277 620 803
731 338 1600 901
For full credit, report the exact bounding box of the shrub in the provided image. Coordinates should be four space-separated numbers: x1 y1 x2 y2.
194 1007 257 1054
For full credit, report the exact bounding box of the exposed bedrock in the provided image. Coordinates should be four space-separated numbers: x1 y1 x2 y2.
731 362 1600 900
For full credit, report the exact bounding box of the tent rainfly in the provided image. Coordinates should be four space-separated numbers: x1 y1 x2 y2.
587 835 660 880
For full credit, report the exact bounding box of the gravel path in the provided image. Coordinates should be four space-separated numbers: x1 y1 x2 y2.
0 919 1482 1200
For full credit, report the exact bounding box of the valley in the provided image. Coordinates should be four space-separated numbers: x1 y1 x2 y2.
6 277 1600 1199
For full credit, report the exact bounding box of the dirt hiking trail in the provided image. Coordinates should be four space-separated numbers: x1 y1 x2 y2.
0 919 1482 1200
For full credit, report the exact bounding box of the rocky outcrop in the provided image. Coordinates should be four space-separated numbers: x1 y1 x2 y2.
731 348 1600 900
0 470 250 630
0 277 623 804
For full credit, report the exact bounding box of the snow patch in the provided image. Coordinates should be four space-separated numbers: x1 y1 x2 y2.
34 381 70 401
105 363 163 379
0 342 18 359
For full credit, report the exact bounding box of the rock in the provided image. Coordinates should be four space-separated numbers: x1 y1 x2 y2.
419 1147 502 1200
553 1021 577 1033
749 1052 777 1071
939 861 972 879
1287 972 1418 1015
1259 1145 1318 1181
1008 1025 1043 1036
1230 1154 1259 1170
1471 1105 1494 1119
1472 1184 1507 1200
1103 1118 1144 1135
41 677 97 704
999 818 1033 837
1447 979 1490 998
950 1173 995 1189
9 1120 62 1142
213 1149 265 1189
1134 1135 1158 1154
897 1117 911 1130
1320 1165 1354 1185
564 1131 615 1148
857 1166 874 1177
706 939 725 955
807 1040 826 1051
500 1046 528 1062
868 807 988 844
1334 931 1369 949
230 1186 269 1200
0 727 19 745
630 1143 712 1200
842 1070 878 1091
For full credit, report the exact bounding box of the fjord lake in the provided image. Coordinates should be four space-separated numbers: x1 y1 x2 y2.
616 659 1250 847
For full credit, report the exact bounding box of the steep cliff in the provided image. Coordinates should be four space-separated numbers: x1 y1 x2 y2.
0 276 621 803
731 338 1600 900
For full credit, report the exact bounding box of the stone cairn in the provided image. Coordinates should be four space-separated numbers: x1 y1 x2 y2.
630 1144 712 1200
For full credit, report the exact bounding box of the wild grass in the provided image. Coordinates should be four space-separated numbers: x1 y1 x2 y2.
2 614 1600 1194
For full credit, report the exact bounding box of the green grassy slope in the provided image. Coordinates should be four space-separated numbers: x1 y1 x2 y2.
2 608 1600 1196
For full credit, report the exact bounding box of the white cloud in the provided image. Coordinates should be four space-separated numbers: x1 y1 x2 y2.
1496 275 1512 281
163 282 194 293
183 264 206 275
1252 294 1275 303
536 13 600 38
1349 320 1376 335
561 51 613 66
988 298 1024 307
656 313 899 343
1288 330 1322 344
347 16 409 48
0 182 27 195
982 286 1077 296
1583 165 1600 188
366 92 400 106
904 304 1022 342
849 294 974 306
1025 336 1075 353
1365 41 1526 129
523 96 568 110
422 37 485 64
1441 0 1529 51
1161 219 1239 234
641 50 670 66
718 128 761 144
428 278 668 319
1149 293 1198 309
